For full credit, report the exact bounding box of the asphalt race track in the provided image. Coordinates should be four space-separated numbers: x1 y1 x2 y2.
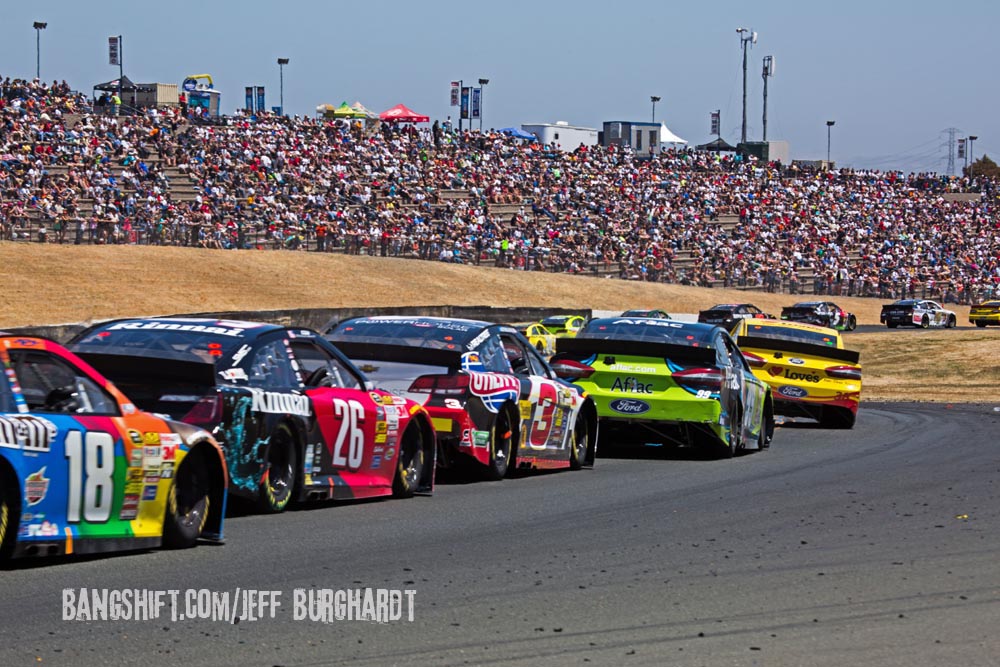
2 403 999 667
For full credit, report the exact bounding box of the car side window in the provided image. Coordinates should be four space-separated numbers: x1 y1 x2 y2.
0 368 14 413
523 344 552 378
10 350 119 415
289 341 362 389
474 333 510 373
248 338 300 388
499 333 532 375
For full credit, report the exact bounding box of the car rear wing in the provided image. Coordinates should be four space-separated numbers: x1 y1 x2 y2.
330 340 463 370
735 335 860 364
555 336 717 366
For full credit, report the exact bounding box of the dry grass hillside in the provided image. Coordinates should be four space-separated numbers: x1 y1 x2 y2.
2 243 992 403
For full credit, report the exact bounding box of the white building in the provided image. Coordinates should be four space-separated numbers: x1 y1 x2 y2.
520 121 599 151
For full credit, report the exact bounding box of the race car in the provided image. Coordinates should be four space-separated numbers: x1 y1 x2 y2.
538 314 587 338
969 300 1000 327
0 335 227 560
522 323 558 356
621 309 671 319
780 301 857 331
697 303 774 332
733 319 862 429
69 318 435 513
880 299 957 329
326 316 598 479
549 318 773 458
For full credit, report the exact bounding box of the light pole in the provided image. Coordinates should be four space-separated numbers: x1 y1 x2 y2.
478 78 489 132
826 120 835 164
736 27 756 145
33 22 47 81
761 55 774 141
968 135 978 168
650 95 661 123
277 58 289 116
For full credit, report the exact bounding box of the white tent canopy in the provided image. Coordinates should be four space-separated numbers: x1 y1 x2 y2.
659 123 688 145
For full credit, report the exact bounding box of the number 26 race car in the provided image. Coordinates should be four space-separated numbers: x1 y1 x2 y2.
0 335 227 561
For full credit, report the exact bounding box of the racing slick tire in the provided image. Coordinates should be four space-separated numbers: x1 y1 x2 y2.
920 315 930 329
393 423 426 498
257 424 298 513
0 465 18 560
887 322 897 329
820 406 856 430
163 447 212 549
486 404 516 480
976 321 987 328
946 315 956 329
714 407 742 459
568 413 589 470
847 314 857 331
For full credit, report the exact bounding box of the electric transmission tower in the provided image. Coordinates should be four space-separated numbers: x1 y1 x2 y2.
945 127 959 175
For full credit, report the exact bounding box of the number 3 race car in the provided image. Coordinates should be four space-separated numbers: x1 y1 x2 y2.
550 317 773 458
0 335 227 560
70 318 436 513
326 317 598 479
880 300 957 329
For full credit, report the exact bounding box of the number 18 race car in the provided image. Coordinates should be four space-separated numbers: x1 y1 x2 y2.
326 317 598 479
69 318 436 513
0 335 227 560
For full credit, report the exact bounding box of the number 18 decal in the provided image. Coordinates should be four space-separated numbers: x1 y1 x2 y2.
64 431 115 523
332 398 365 470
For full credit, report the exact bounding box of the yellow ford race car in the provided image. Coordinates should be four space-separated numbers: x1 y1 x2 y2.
733 319 862 429
522 323 558 356
969 300 1000 327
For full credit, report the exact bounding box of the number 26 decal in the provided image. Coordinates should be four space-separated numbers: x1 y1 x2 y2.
332 398 365 470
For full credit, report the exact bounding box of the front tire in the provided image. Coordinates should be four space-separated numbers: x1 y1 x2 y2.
393 424 425 498
946 316 956 329
163 448 212 549
257 424 297 513
486 405 515 480
920 315 930 329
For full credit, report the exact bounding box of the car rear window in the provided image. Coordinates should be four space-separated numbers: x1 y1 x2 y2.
743 323 837 347
330 318 483 350
74 320 250 363
579 318 715 348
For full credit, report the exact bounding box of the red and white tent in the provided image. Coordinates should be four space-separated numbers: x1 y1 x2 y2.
379 103 430 123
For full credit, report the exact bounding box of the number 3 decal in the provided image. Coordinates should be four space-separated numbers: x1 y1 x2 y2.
65 431 115 523
528 383 559 449
332 398 365 470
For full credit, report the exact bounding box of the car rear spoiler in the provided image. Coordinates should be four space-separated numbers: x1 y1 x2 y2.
735 335 860 364
330 341 462 369
73 347 219 387
555 336 716 366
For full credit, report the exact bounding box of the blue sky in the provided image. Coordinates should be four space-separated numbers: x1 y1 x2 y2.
3 0 996 173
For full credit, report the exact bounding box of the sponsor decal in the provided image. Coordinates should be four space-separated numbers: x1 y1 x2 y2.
0 415 57 452
371 455 381 469
26 521 59 537
788 358 805 365
249 388 311 417
143 446 163 469
160 462 175 480
106 321 249 338
612 319 683 328
128 429 143 445
231 344 252 365
375 434 387 444
143 474 160 485
143 432 160 445
129 448 143 467
220 368 249 382
768 366 784 377
608 363 658 373
472 430 490 447
608 398 651 415
385 447 396 459
466 330 491 351
611 376 653 394
142 485 159 501
461 351 485 372
376 422 388 434
783 370 820 383
468 372 520 413
777 385 809 398
25 467 49 505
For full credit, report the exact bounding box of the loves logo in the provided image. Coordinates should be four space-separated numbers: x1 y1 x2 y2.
768 366 784 377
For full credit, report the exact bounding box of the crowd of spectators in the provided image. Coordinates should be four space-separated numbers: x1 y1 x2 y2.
2 77 999 303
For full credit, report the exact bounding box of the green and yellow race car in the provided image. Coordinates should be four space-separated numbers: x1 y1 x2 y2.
538 315 587 338
969 300 1000 327
522 323 558 356
550 317 774 457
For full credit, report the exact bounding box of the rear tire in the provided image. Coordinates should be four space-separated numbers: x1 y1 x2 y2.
163 448 212 549
256 424 298 513
976 321 987 328
393 424 425 498
887 322 898 329
946 316 956 329
568 414 588 470
0 469 18 561
847 314 857 331
716 408 741 459
820 406 856 429
486 405 514 480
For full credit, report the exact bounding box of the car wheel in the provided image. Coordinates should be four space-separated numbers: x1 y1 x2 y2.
947 316 956 329
393 424 425 498
535 341 545 353
847 314 857 331
921 315 930 329
820 406 856 429
717 407 741 459
257 424 297 513
486 405 514 480
0 470 17 561
976 321 987 328
887 322 897 329
163 448 211 549
568 414 589 470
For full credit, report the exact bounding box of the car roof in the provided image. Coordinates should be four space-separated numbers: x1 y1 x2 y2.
79 317 283 338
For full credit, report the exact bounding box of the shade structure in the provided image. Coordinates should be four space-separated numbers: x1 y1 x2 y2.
333 101 367 118
350 101 378 118
379 103 429 123
696 137 738 152
499 127 537 141
659 123 688 145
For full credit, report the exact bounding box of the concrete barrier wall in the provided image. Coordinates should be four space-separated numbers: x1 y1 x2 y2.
6 306 593 343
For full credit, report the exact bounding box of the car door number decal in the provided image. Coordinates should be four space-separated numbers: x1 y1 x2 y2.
528 383 559 449
331 398 365 470
64 430 115 523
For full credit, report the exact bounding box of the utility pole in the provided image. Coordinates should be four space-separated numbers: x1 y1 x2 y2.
761 56 774 142
650 95 661 123
33 22 47 80
826 120 835 164
736 28 756 145
277 58 289 115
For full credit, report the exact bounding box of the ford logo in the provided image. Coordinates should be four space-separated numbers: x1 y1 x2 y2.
609 398 651 415
788 358 805 365
777 385 808 398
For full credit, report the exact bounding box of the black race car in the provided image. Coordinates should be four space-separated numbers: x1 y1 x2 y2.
697 303 774 332
780 301 857 331
69 318 436 512
326 316 598 478
621 309 671 319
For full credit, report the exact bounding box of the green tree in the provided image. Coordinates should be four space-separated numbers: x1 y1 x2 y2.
965 154 1000 179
